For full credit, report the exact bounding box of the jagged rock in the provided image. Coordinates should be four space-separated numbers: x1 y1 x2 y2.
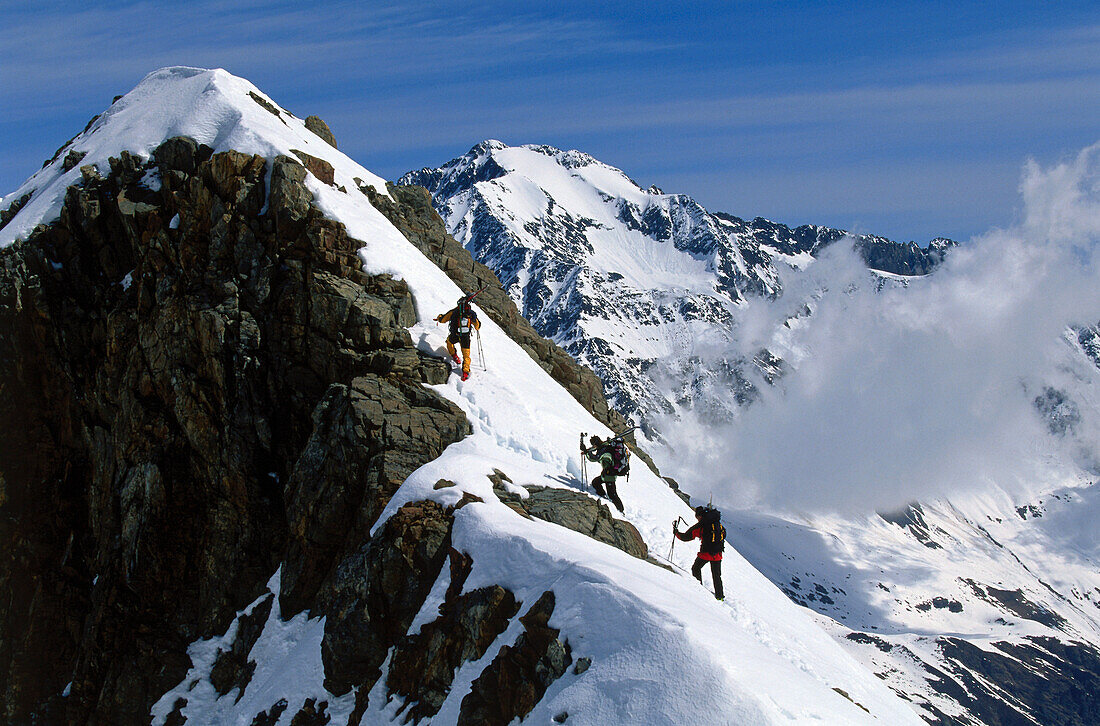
305 116 338 149
209 593 274 700
248 91 283 119
62 150 87 172
268 155 313 235
457 591 571 725
289 698 331 726
0 136 470 724
1 191 33 231
251 699 289 726
291 149 336 186
165 698 187 726
320 500 454 698
493 481 647 560
387 579 519 721
280 378 467 614
152 136 213 176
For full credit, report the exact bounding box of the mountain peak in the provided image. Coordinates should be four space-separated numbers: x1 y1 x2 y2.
1 66 386 248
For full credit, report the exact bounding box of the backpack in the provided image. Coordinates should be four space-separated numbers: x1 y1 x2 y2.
451 297 477 335
698 507 725 553
606 439 630 476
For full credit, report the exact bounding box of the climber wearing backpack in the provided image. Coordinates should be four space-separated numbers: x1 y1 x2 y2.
582 434 629 513
435 294 482 381
675 506 726 600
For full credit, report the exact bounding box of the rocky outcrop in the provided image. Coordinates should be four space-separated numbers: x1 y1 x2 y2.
457 591 572 725
209 594 274 700
320 499 453 700
0 137 468 724
492 476 647 560
386 547 519 722
305 116 338 149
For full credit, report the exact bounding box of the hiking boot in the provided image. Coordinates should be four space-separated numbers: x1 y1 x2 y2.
451 353 461 365
461 370 470 381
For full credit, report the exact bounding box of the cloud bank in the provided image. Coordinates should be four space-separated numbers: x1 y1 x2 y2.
660 143 1100 514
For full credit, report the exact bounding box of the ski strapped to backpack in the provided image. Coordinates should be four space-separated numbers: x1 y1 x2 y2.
580 425 637 456
581 425 636 479
453 284 502 334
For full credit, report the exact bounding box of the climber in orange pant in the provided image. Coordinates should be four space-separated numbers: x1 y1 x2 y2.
435 294 481 381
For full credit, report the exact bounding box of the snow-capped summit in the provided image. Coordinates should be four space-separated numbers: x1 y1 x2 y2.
1 66 388 249
402 141 950 423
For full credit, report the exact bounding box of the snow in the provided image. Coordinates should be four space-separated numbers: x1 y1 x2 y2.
299 120 924 725
3 66 925 724
0 66 388 249
150 570 356 726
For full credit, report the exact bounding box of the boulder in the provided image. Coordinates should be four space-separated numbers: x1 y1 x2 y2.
305 116 338 149
493 480 647 560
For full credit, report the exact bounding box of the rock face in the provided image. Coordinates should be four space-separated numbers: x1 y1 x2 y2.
0 137 469 724
0 135 620 725
493 477 648 560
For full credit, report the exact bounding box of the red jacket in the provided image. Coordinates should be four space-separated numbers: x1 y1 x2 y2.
677 521 725 561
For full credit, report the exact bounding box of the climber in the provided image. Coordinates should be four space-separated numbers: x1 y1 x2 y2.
582 434 628 513
675 506 725 600
435 293 482 381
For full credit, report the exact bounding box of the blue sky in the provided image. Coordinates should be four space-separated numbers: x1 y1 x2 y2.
3 1 1099 242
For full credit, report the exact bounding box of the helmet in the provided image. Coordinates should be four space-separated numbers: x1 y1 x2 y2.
589 435 603 446
694 506 707 519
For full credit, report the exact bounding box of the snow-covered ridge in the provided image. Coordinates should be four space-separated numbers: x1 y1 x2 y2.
2 67 925 723
0 66 387 248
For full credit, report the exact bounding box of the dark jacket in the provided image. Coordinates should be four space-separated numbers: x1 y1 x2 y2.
437 304 481 336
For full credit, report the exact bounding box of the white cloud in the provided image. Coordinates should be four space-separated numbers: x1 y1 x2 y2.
659 142 1100 514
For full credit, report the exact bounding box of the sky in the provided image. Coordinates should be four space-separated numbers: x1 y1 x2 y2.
3 1 1100 243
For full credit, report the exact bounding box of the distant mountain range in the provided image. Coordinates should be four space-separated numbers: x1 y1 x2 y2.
402 140 954 424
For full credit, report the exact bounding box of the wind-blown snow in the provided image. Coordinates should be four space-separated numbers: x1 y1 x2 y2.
12 68 926 724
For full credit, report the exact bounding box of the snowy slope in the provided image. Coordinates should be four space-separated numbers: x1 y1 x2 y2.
3 68 926 724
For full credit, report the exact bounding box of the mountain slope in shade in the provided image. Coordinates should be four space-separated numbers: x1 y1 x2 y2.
0 68 923 725
401 141 952 423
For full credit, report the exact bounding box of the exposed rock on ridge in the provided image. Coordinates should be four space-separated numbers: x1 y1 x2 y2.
365 181 659 474
0 137 469 723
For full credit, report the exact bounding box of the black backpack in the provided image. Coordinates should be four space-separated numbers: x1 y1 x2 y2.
607 439 630 476
698 507 725 554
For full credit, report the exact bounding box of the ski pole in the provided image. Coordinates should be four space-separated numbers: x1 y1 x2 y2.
475 327 486 370
667 516 685 561
580 432 588 488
